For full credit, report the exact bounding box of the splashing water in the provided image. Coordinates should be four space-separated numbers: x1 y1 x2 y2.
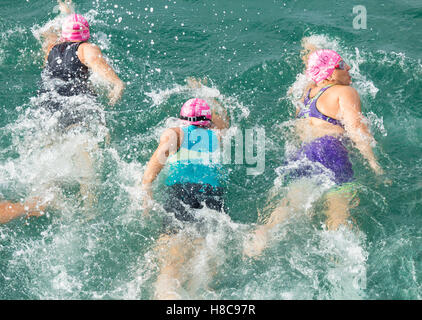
1 0 421 300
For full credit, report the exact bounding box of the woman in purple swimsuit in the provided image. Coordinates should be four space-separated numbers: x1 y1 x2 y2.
244 44 385 258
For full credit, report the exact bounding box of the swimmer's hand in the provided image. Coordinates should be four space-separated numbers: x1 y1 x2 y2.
141 184 153 218
300 38 319 67
369 159 385 176
383 178 393 187
108 81 125 106
300 37 318 53
186 77 208 89
374 171 393 187
24 197 49 220
369 160 393 186
57 0 74 15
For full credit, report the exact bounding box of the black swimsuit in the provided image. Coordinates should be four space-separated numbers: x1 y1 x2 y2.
43 42 93 96
38 42 102 130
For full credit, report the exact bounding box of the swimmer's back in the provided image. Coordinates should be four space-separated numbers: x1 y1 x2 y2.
295 85 361 142
46 42 89 82
43 41 95 96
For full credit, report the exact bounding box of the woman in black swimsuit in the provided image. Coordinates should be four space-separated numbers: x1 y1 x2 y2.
30 1 126 208
38 0 124 130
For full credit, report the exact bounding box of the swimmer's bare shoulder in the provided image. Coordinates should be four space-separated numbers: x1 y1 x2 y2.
162 127 182 138
331 85 360 99
77 42 101 64
161 127 183 153
317 85 360 115
332 85 361 113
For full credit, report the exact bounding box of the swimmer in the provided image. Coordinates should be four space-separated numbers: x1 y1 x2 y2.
32 1 126 209
141 84 230 299
39 0 125 106
0 199 46 224
243 43 385 258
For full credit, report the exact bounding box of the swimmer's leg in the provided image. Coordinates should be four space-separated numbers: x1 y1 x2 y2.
243 180 317 258
184 238 218 297
153 233 196 300
243 199 290 259
72 142 99 211
324 184 359 231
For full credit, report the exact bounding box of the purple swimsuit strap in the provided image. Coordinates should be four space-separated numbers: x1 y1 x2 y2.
299 85 343 128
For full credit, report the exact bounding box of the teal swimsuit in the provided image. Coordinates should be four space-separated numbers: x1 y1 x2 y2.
166 125 223 187
163 125 226 227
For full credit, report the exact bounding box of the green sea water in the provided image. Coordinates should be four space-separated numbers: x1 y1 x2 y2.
0 0 421 299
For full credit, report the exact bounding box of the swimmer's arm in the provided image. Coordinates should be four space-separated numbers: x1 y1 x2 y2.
339 87 384 175
300 38 319 69
40 27 60 62
141 129 180 188
140 129 179 214
40 1 74 59
0 201 43 224
79 43 126 106
210 98 230 130
0 202 27 224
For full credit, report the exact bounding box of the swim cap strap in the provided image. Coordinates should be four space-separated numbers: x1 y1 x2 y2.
180 116 211 122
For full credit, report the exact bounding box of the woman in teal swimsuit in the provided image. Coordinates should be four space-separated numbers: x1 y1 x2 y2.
141 86 229 299
163 122 226 225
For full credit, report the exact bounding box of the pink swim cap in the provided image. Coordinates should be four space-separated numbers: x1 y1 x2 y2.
306 49 342 83
180 98 212 127
61 14 90 42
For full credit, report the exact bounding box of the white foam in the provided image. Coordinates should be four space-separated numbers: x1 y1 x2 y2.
145 81 250 126
319 226 368 299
